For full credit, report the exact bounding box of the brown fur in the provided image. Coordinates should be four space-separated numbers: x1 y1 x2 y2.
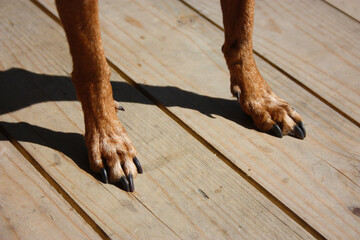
55 0 303 189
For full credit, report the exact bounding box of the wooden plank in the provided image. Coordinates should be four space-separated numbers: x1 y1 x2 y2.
0 0 314 239
325 0 360 22
0 134 101 240
36 0 360 239
182 0 360 124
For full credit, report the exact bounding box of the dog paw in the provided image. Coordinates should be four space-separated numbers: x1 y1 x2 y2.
224 44 306 139
235 89 305 139
85 119 142 192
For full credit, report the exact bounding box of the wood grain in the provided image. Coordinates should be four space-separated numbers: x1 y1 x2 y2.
36 0 360 239
0 134 101 240
183 0 360 124
0 0 314 239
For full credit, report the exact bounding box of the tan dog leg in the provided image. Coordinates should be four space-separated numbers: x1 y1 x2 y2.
55 0 142 191
221 0 305 138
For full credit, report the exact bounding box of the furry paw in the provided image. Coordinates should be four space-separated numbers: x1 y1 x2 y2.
85 119 142 192
237 90 305 139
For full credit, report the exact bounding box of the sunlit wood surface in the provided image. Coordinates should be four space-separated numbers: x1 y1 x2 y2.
0 0 359 239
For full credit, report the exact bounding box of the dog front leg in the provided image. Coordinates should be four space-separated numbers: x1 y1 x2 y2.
220 0 305 138
56 0 142 191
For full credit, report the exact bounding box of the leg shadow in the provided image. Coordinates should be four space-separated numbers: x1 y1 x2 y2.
0 68 254 129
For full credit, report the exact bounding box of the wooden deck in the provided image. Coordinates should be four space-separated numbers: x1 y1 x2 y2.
0 0 359 239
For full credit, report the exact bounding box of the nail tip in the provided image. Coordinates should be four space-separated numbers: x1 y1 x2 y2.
133 157 143 174
294 125 305 139
100 168 108 184
120 176 130 192
128 174 135 192
298 122 306 138
269 124 283 138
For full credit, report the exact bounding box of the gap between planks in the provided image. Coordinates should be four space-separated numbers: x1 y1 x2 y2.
323 0 360 23
28 0 325 239
178 0 360 128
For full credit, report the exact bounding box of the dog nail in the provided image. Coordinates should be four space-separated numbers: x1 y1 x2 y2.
115 105 125 111
236 92 240 101
119 176 130 192
293 125 305 139
269 124 283 138
133 157 143 174
298 121 306 138
128 174 135 192
100 168 108 184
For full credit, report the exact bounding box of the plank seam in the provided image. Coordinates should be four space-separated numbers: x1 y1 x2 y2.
322 0 360 24
0 124 110 240
178 0 360 128
29 0 326 239
132 195 183 240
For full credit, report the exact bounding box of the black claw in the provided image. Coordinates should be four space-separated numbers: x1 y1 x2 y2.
119 176 130 192
298 122 306 138
133 157 143 174
236 91 240 101
128 174 135 192
100 168 108 184
269 124 283 138
293 125 305 139
115 105 125 111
